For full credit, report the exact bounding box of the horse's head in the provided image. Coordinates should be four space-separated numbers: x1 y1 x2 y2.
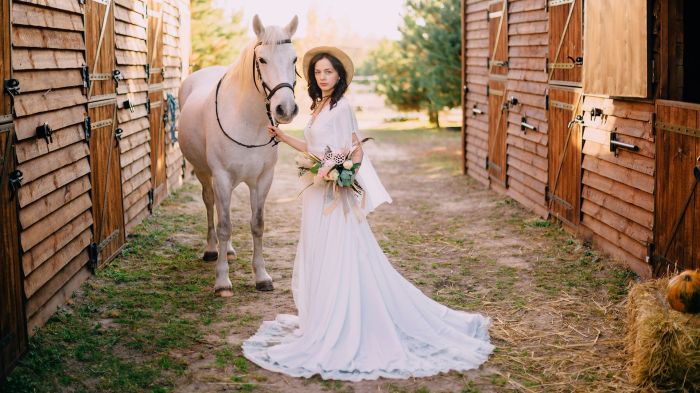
252 15 299 124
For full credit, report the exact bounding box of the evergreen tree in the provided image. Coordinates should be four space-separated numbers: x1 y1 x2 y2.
365 0 461 127
190 0 246 72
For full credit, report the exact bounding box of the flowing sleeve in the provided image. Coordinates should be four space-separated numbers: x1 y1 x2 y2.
332 100 392 215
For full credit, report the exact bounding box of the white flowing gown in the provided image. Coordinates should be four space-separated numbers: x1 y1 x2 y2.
242 98 494 381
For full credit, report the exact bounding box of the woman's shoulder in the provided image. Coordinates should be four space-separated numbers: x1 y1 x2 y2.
331 96 352 111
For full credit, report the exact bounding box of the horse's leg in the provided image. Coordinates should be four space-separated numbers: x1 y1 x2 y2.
213 171 234 297
249 171 274 291
195 169 218 262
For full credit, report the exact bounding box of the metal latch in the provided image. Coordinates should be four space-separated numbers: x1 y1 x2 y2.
4 79 19 96
122 99 135 112
472 105 483 116
521 117 536 132
568 114 584 128
36 123 53 144
610 131 639 157
114 128 123 142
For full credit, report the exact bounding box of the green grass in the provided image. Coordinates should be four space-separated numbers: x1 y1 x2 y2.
1 195 224 393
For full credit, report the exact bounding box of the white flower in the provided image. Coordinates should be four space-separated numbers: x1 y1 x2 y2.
328 169 340 181
343 160 353 170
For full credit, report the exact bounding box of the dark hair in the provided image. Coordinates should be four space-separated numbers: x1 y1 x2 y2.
307 53 348 111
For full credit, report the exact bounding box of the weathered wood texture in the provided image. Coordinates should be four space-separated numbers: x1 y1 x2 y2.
9 0 94 335
503 0 548 217
579 97 655 277
583 0 647 97
462 0 657 277
486 0 509 187
148 0 166 206
547 86 581 226
652 100 699 273
115 0 151 232
1 124 28 378
4 0 189 340
162 0 186 191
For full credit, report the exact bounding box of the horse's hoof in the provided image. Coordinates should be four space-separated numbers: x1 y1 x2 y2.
203 251 218 262
215 288 234 298
255 281 274 292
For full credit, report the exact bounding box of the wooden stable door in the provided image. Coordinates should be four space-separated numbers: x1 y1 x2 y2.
0 0 28 378
653 100 700 273
547 0 583 86
86 0 125 265
487 0 508 185
148 0 166 205
547 86 581 226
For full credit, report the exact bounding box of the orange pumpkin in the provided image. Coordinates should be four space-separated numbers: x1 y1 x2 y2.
667 270 700 313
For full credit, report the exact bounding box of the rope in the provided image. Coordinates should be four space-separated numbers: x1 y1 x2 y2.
166 93 177 145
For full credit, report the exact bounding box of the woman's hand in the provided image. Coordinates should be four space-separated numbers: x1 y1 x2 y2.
267 125 286 142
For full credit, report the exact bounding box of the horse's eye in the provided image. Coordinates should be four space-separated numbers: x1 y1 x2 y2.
259 58 267 64
293 57 297 64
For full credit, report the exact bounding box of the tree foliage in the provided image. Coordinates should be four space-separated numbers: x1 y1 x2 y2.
190 0 246 72
366 0 461 126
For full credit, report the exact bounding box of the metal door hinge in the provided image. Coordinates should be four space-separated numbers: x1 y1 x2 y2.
114 128 123 142
484 155 489 169
88 242 98 270
147 188 155 213
8 170 23 195
145 64 150 79
4 79 19 97
112 69 122 89
83 116 92 141
81 66 90 88
145 98 151 114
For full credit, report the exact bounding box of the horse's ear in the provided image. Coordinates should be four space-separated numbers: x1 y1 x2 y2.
252 14 265 38
284 15 299 37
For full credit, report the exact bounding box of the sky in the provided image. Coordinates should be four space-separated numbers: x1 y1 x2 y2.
216 0 404 40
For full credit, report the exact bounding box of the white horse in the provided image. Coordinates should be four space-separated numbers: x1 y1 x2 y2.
179 15 299 296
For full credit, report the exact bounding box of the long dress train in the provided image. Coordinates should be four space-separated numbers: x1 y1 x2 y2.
242 98 494 381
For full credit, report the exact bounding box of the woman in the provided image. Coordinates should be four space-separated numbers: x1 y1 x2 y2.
242 46 494 381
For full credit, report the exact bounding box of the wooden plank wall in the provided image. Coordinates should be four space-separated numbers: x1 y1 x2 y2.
162 0 186 191
464 0 491 186
114 0 153 234
578 97 655 276
504 0 548 217
10 0 94 332
462 0 655 276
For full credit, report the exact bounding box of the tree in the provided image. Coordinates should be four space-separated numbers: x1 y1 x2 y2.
365 0 461 127
190 0 246 72
367 39 427 112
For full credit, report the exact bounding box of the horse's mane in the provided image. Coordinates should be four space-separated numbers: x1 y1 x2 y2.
228 26 292 87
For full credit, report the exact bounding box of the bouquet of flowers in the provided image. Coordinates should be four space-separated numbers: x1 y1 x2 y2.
296 139 372 219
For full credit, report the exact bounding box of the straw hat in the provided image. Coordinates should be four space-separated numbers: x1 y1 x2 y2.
302 46 354 85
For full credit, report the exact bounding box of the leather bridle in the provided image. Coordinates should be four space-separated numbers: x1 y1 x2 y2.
214 39 297 149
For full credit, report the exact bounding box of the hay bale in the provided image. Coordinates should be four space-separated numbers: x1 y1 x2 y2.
626 278 700 391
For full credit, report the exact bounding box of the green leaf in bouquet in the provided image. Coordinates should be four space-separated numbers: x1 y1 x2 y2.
310 163 321 174
351 163 361 171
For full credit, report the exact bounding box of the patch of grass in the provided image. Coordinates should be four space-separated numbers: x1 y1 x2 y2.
1 191 226 393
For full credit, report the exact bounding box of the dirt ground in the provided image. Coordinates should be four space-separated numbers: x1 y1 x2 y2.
2 128 637 393
168 129 635 392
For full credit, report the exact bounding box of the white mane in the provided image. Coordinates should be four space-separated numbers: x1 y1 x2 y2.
228 26 292 87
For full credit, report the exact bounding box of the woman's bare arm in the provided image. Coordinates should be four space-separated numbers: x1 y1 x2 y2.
267 125 307 153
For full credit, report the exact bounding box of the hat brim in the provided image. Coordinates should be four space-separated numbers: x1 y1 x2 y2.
302 46 354 86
